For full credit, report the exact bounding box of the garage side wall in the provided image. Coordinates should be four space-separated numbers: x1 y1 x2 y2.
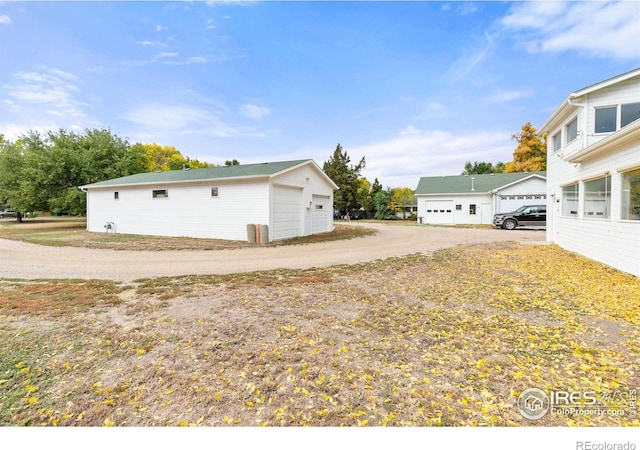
416 194 493 225
86 181 270 240
270 164 334 238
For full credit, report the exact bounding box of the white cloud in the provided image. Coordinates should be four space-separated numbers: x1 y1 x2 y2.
447 31 496 80
486 89 529 104
349 126 514 188
0 14 11 25
240 104 270 119
501 1 640 60
4 69 80 107
123 104 269 140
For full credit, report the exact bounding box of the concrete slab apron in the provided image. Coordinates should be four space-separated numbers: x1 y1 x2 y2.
0 223 545 282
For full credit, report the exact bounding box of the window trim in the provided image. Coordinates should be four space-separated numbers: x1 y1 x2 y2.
152 189 169 199
561 182 579 217
566 116 578 144
594 105 618 134
620 167 640 221
552 130 562 151
583 174 611 220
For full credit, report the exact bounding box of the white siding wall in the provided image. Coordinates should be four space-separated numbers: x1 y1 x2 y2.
86 181 270 241
547 128 640 277
417 194 493 225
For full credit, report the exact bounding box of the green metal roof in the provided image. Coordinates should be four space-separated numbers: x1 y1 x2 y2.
415 172 546 195
81 159 314 189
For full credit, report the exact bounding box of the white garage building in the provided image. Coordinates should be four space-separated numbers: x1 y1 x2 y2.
80 159 338 242
415 172 547 225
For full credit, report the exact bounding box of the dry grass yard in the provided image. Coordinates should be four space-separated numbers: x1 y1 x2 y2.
0 239 638 427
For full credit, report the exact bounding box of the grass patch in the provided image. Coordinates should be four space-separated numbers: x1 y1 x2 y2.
0 242 638 426
0 279 124 315
0 219 376 251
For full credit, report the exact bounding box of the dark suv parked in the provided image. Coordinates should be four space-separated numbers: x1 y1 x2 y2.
493 205 546 230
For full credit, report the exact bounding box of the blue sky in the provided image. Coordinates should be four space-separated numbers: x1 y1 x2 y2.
0 1 639 188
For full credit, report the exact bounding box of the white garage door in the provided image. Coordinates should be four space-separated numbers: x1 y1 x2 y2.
424 200 454 224
312 195 331 234
272 186 303 240
497 194 547 213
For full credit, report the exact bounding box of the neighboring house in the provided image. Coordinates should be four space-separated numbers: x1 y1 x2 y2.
540 67 640 277
415 172 547 225
80 159 338 242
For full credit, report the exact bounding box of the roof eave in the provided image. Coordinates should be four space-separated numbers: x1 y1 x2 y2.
80 173 272 190
567 119 640 163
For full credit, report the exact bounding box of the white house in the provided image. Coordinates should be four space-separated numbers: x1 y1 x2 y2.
540 67 640 277
80 159 338 242
415 172 546 225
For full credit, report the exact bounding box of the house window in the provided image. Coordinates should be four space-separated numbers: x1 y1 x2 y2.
566 117 578 143
114 191 119 200
621 168 640 220
562 183 579 217
621 102 640 128
152 189 168 199
553 131 562 151
583 175 611 219
469 204 476 215
315 204 323 210
211 187 219 197
456 204 462 210
595 106 617 133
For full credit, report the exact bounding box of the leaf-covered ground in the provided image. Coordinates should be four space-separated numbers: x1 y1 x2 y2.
0 242 638 426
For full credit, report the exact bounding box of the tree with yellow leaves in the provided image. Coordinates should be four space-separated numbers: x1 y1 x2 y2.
504 122 547 173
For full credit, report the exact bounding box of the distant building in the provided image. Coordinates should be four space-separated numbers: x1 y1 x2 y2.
80 159 338 242
415 172 546 225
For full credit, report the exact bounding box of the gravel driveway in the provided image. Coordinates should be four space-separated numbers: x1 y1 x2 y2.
0 223 545 282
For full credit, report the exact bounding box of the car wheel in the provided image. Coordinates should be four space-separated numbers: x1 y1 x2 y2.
503 219 517 230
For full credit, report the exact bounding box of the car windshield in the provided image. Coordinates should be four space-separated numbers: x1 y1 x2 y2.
514 205 529 213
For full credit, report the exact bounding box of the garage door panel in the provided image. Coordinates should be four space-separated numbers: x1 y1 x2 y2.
424 201 453 224
312 195 331 234
273 186 302 240
497 194 546 213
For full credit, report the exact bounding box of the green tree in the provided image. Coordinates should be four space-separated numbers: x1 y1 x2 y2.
374 188 397 220
505 122 547 172
462 161 505 175
322 144 366 216
0 128 150 219
225 159 240 166
390 187 415 219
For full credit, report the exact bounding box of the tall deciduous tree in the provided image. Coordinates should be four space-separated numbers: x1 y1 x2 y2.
323 144 366 215
505 122 547 173
462 161 505 175
0 128 150 218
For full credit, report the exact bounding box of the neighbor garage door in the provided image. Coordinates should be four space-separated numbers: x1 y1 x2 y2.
312 195 331 234
496 194 547 213
424 200 454 224
272 186 303 240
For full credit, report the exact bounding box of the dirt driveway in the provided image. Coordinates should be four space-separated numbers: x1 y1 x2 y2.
0 222 544 282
